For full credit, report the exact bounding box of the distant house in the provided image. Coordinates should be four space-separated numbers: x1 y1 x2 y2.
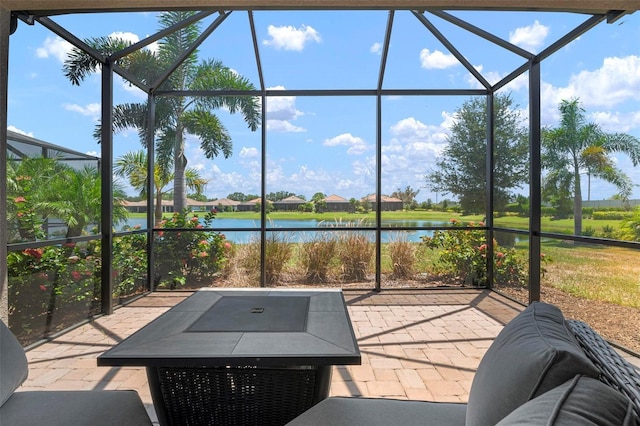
273 195 306 211
121 199 174 213
121 200 147 213
237 197 262 212
324 194 351 212
186 198 210 212
121 198 239 213
209 198 240 212
361 194 403 211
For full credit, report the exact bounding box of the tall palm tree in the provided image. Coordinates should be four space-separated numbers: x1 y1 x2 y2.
115 150 207 224
542 99 640 235
63 11 261 212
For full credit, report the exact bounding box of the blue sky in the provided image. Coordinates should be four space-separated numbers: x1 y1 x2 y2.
6 9 640 202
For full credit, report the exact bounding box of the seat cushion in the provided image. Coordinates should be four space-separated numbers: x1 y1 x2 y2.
0 390 152 426
0 320 29 406
286 397 467 426
466 302 599 426
496 375 636 425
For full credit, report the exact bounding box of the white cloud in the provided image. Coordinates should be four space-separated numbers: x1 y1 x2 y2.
239 147 259 158
563 56 640 108
419 49 459 69
265 86 306 132
275 165 334 194
64 103 101 119
465 64 529 91
36 36 73 63
378 114 453 195
110 31 160 54
323 133 369 155
390 116 448 142
183 137 263 198
262 24 321 51
590 110 640 134
541 55 640 127
267 120 306 132
509 20 549 53
7 126 34 137
370 42 382 55
109 31 140 44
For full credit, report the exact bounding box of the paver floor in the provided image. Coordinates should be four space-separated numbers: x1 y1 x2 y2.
16 288 636 424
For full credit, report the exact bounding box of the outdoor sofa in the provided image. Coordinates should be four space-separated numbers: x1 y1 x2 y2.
0 319 152 426
288 302 640 425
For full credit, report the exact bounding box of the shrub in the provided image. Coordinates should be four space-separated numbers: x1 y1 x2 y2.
113 229 147 299
592 211 633 220
264 232 293 284
541 206 556 217
598 225 618 239
300 232 337 283
241 231 293 284
421 219 530 287
388 232 415 279
618 208 640 242
338 232 373 282
153 210 230 288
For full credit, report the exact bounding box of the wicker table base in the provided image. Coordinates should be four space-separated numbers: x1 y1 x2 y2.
147 365 332 426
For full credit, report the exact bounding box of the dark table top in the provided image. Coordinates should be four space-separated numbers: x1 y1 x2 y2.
98 288 361 368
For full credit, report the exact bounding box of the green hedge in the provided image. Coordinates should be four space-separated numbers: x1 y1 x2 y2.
592 211 634 220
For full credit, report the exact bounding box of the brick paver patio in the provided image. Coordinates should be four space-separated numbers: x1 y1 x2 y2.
16 288 635 424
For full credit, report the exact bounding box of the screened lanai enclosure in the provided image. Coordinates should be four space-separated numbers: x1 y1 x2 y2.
1 1 639 348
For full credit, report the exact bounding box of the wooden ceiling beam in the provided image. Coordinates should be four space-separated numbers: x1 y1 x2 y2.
1 0 638 15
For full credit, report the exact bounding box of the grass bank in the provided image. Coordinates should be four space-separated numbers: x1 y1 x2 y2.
128 209 622 235
539 242 640 308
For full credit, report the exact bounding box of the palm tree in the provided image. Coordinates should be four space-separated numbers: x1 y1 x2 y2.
115 150 208 224
7 156 68 241
40 166 129 238
63 11 261 212
542 99 640 235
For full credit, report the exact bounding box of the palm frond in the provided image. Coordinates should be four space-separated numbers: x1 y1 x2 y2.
182 109 232 159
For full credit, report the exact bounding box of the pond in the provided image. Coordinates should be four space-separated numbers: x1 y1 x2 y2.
123 217 451 243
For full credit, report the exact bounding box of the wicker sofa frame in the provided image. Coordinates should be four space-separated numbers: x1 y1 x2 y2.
566 319 640 421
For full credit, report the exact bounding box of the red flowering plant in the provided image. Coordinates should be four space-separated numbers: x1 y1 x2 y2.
7 240 101 344
8 177 47 242
421 219 539 287
153 209 230 288
111 227 148 301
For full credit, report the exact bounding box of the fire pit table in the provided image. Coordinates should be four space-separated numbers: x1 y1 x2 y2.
98 288 361 426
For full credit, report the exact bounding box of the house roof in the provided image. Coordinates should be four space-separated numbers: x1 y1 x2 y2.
210 198 241 206
121 199 174 206
361 194 403 203
324 194 349 203
276 195 305 203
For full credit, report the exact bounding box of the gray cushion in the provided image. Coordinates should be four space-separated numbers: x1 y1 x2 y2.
466 302 599 426
496 375 636 425
0 390 153 426
0 320 29 406
286 397 467 426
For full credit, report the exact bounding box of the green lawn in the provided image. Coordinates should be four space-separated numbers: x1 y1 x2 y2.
540 242 640 308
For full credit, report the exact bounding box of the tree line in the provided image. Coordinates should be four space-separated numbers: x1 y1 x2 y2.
426 94 640 235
